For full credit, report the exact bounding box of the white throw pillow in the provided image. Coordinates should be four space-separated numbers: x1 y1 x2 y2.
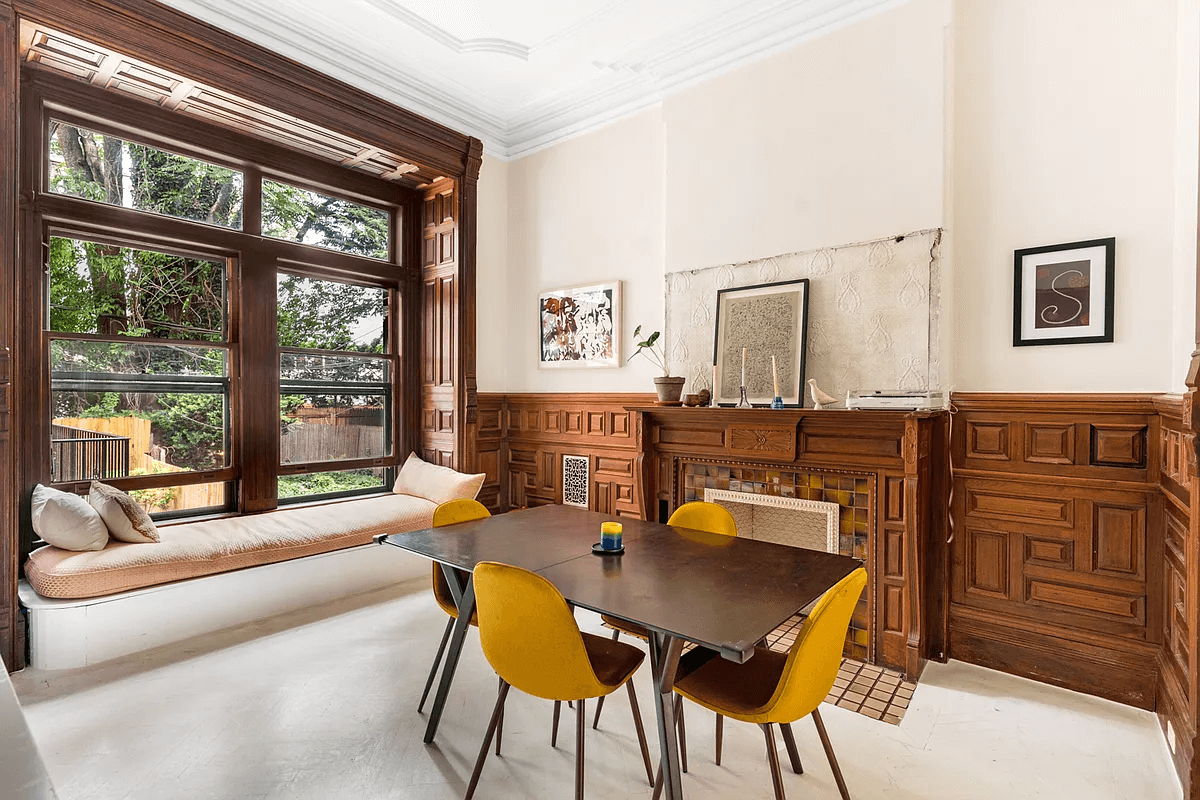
31 484 110 552
393 452 485 505
88 481 160 544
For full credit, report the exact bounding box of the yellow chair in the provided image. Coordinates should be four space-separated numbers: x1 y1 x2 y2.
464 561 656 800
418 499 491 713
594 500 738 764
654 568 869 800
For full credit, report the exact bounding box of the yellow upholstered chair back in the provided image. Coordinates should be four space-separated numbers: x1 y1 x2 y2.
762 568 868 723
667 501 738 538
431 499 490 616
473 561 609 701
433 498 490 527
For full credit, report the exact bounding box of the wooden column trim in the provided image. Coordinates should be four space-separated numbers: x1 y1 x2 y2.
0 0 19 671
456 138 482 472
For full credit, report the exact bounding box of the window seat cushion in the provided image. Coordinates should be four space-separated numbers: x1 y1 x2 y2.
24 492 437 600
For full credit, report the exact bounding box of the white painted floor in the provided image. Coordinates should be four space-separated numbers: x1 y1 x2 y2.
11 578 1182 800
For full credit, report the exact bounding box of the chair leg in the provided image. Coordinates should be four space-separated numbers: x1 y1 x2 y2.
760 723 787 800
496 676 504 757
715 713 724 766
575 697 586 800
625 681 656 786
674 694 688 773
589 629 622 730
464 680 510 800
418 616 454 713
812 708 851 800
552 700 562 748
651 762 663 800
780 722 803 774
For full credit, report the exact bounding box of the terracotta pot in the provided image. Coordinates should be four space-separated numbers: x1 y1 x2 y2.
653 376 686 404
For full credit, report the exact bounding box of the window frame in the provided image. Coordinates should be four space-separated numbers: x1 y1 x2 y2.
22 69 413 518
276 267 401 503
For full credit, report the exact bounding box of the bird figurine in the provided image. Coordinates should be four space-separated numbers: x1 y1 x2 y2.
807 379 839 410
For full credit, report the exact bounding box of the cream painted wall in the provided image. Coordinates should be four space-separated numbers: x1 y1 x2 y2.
664 0 949 272
1171 0 1199 392
951 0 1183 392
502 108 666 392
475 157 510 391
476 0 1198 395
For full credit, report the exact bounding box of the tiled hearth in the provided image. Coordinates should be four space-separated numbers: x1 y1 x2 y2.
682 462 872 660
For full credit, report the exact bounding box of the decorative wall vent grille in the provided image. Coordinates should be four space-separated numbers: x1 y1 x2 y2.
562 455 590 508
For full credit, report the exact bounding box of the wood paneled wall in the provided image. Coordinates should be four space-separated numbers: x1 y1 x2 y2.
474 393 653 516
1158 395 1197 794
949 393 1163 708
420 179 459 469
0 0 18 670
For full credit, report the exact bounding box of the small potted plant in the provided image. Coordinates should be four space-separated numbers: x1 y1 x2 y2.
630 325 686 405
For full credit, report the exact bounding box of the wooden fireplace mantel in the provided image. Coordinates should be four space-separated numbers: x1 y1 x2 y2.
627 405 949 680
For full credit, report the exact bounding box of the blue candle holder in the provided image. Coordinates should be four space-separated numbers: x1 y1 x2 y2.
770 396 784 409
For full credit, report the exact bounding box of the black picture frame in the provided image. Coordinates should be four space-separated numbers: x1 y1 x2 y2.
712 279 810 407
1013 237 1115 347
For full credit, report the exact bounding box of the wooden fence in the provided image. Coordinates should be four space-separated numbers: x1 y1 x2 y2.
281 422 385 464
51 416 225 512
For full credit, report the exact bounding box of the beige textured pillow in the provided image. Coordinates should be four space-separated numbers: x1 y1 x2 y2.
88 481 160 544
393 452 485 504
31 484 110 552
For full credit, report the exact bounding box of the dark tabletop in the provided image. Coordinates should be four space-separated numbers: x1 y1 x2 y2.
382 504 862 663
380 504 665 572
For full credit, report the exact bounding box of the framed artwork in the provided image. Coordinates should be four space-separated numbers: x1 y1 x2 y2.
1013 238 1115 346
538 281 621 368
713 279 809 406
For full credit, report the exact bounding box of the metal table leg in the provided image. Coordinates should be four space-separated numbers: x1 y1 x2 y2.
649 631 686 800
423 565 476 744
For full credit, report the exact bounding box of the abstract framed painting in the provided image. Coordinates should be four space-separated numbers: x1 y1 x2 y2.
713 279 809 406
538 281 621 368
1013 238 1115 347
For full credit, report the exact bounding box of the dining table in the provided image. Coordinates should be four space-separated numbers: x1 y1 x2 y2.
377 503 862 800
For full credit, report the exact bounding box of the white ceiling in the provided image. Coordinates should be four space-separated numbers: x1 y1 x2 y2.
157 0 907 160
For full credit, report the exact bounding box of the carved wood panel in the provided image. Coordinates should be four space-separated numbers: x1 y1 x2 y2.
950 393 1163 712
486 393 652 518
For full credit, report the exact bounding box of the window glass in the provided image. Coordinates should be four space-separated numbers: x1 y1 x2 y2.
129 481 229 517
50 340 229 478
279 393 389 465
262 179 388 259
48 121 243 228
277 468 387 501
277 274 387 353
48 237 225 340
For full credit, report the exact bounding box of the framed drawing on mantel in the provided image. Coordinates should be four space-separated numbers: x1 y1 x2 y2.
538 281 621 368
713 279 809 406
1013 238 1115 346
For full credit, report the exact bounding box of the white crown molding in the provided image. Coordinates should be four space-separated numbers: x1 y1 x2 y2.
358 0 530 60
157 0 910 161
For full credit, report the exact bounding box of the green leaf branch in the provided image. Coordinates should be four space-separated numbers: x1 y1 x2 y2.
628 325 671 377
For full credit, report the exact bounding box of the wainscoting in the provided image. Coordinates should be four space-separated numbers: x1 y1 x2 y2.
949 393 1163 709
474 393 652 516
1157 395 1196 794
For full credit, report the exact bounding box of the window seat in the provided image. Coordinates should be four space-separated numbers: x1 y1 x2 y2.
18 492 438 669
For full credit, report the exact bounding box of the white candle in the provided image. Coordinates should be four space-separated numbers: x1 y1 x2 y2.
741 347 746 387
772 355 779 397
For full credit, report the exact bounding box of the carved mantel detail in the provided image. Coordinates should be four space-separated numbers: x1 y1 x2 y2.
627 405 948 681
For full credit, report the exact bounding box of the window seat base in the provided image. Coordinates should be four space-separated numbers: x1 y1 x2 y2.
19 539 429 671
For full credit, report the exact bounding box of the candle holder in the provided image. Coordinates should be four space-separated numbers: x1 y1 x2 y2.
770 396 784 409
737 385 752 408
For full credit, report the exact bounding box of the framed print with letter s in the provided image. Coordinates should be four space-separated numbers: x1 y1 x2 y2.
1013 237 1115 347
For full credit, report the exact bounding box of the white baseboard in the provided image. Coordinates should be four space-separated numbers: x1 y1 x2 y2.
19 543 428 671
